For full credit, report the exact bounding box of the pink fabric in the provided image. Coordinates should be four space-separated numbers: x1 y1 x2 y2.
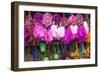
33 23 45 39
51 25 65 40
42 13 53 27
67 15 77 25
43 29 53 43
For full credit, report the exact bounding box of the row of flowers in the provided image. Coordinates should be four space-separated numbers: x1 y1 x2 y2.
24 12 90 47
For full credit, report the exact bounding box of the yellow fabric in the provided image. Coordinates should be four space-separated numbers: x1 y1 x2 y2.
73 49 80 59
83 48 90 58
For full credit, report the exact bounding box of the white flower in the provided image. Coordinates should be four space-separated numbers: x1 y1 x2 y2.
50 24 65 39
70 24 78 35
56 26 65 38
83 21 89 34
51 24 58 38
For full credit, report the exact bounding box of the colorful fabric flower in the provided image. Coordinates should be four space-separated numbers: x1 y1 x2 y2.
56 26 65 38
33 22 45 39
76 25 87 43
51 24 65 40
70 24 78 36
61 17 68 26
76 14 84 25
34 12 43 23
62 27 74 44
42 13 53 27
39 42 46 52
50 25 57 37
53 14 61 24
43 29 53 43
83 21 89 34
67 15 77 25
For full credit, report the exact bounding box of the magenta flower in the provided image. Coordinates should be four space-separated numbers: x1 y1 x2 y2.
53 13 61 24
43 29 53 43
76 24 87 43
62 27 74 44
33 22 46 39
34 12 43 23
42 13 53 27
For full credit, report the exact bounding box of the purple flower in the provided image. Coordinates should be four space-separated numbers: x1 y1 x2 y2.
62 27 74 44
67 15 77 25
42 13 53 27
70 24 78 35
33 22 46 39
61 17 68 26
76 24 87 43
42 29 53 43
24 24 33 39
53 14 61 24
34 12 43 23
76 14 84 25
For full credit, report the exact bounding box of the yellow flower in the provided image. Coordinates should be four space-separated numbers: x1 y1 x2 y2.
73 49 80 59
83 48 90 58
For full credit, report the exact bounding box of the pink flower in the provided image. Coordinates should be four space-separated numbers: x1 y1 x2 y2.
76 25 87 43
67 15 77 25
61 17 68 26
76 14 84 25
42 13 53 27
70 24 78 35
62 27 74 44
50 25 58 37
51 25 65 40
83 21 89 34
33 23 45 39
43 29 53 43
25 14 33 25
56 26 65 38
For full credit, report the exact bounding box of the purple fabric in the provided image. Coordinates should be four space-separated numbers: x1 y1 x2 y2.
76 25 87 43
76 14 84 25
53 14 61 24
62 27 74 44
42 29 53 43
67 15 77 25
33 12 43 23
33 23 45 39
42 13 53 27
61 17 68 26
